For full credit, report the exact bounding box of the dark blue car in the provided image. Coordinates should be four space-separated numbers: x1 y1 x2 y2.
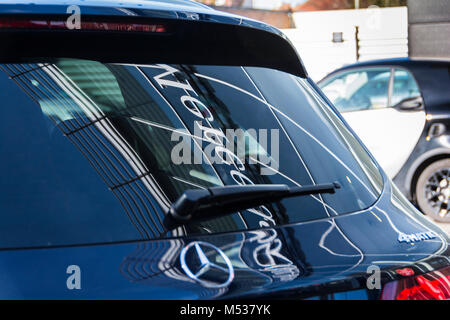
0 0 449 300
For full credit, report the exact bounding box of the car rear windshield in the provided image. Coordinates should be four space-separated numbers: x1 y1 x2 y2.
0 59 383 248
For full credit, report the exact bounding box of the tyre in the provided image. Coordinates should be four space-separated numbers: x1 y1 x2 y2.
416 158 450 222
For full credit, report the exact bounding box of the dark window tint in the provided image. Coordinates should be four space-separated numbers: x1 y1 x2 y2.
0 60 383 248
0 70 143 248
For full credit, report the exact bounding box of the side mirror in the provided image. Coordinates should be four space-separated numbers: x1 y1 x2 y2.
394 96 423 110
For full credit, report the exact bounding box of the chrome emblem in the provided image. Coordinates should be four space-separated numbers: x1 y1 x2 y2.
397 231 437 243
180 241 234 288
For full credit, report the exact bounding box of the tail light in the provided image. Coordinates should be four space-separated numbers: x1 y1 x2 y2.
381 266 450 300
0 18 167 33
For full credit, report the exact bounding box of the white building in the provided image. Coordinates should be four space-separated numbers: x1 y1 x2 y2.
282 6 408 81
251 0 283 10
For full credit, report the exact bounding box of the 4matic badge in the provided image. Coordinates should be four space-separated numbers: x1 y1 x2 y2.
397 231 437 243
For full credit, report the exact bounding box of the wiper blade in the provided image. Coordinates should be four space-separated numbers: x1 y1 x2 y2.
163 182 340 229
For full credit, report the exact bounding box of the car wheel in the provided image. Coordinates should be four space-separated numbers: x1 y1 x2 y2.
416 158 450 222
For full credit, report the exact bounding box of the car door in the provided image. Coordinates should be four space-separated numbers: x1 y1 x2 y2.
320 67 426 178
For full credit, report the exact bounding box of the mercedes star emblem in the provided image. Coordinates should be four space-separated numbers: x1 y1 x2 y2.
180 241 234 288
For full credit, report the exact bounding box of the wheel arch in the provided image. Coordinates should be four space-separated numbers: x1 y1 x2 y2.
407 148 450 201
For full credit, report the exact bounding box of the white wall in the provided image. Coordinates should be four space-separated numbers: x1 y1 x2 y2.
282 7 408 81
251 0 283 10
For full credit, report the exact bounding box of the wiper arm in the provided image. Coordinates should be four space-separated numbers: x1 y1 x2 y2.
163 182 340 229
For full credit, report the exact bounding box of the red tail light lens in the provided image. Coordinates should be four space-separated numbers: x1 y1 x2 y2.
381 266 450 300
0 18 166 33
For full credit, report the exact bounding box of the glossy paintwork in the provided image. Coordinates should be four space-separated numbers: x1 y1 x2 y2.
0 173 447 299
0 0 282 37
0 3 448 300
0 0 307 77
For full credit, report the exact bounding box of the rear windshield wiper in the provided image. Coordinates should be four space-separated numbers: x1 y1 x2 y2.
163 182 340 229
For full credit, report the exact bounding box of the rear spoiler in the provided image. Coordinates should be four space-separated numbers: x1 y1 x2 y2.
0 14 307 77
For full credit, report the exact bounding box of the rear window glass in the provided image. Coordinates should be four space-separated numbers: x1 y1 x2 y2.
0 59 383 248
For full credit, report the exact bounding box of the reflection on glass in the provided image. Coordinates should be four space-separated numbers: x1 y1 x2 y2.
391 69 421 106
321 68 391 112
0 59 384 248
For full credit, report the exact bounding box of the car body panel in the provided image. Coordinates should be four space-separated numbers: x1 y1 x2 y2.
342 108 425 178
0 178 447 299
0 0 307 78
0 2 449 300
0 0 284 47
